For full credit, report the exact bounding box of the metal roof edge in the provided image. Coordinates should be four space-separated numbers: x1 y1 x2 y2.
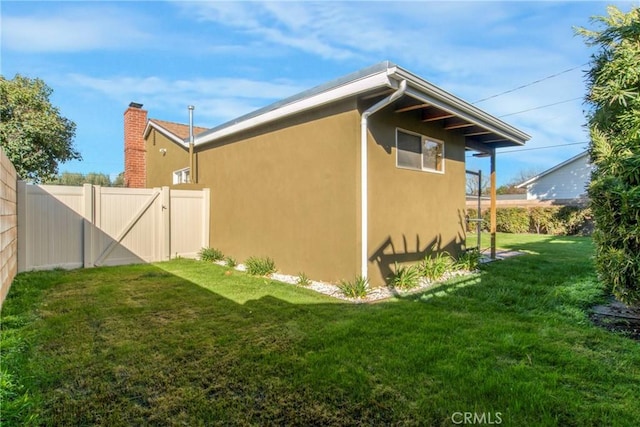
194 61 396 146
192 60 531 148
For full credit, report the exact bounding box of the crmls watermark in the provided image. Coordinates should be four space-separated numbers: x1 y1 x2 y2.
451 412 503 425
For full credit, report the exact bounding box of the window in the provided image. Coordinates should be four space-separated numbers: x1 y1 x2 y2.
396 129 444 173
173 168 190 184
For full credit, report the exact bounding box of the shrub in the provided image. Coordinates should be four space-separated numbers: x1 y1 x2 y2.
529 207 560 234
466 206 592 236
199 247 224 262
495 207 530 233
296 272 311 287
338 276 369 299
245 256 277 276
454 248 481 271
420 252 453 281
225 257 237 268
578 5 640 305
388 262 420 289
557 206 593 236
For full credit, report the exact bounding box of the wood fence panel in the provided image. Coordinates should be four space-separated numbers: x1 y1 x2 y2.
1 148 18 308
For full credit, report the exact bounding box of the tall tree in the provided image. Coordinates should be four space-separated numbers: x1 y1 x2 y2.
0 74 81 182
112 172 125 187
496 167 540 195
577 6 640 305
465 172 490 196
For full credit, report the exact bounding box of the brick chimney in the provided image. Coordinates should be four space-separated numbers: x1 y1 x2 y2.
124 102 147 188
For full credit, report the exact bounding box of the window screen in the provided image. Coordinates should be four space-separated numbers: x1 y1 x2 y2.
397 130 422 169
396 129 445 173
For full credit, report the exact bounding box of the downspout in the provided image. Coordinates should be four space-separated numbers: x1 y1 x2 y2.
188 105 196 183
360 79 407 279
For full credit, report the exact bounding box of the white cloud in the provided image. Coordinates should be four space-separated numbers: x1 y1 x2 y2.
2 7 151 52
66 73 308 124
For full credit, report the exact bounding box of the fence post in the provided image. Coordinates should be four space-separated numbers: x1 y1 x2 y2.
83 184 94 268
202 188 210 249
161 186 171 261
17 181 27 272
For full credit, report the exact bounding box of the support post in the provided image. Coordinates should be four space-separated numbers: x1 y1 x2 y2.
83 184 94 268
477 169 482 251
17 181 27 273
490 150 497 259
202 188 210 249
161 186 171 261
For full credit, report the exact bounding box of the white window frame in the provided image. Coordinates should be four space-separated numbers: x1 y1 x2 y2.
395 128 445 174
173 167 190 184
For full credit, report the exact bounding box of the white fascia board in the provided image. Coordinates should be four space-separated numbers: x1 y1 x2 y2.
516 150 589 188
194 72 394 146
144 121 188 147
392 68 530 145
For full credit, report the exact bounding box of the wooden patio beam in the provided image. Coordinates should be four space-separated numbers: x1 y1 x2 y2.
423 112 455 122
395 103 430 113
464 130 492 137
444 121 475 130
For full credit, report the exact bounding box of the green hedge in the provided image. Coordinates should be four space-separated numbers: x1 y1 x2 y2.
466 206 592 236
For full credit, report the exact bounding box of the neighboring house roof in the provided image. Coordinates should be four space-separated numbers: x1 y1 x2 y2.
516 150 591 201
144 119 208 147
516 151 590 188
153 61 529 151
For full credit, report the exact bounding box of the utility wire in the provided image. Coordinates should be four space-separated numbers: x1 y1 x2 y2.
465 141 589 157
498 97 582 118
498 141 588 154
471 63 587 104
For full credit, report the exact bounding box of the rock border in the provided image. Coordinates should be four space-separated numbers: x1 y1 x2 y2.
215 260 477 303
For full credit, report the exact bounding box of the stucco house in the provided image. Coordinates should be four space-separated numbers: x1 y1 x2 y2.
124 61 530 286
516 151 591 203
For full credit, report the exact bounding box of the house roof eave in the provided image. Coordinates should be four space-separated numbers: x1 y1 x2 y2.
192 61 530 149
391 67 530 148
194 65 396 147
516 150 589 188
144 120 189 147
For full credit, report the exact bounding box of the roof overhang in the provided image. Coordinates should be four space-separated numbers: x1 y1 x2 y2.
144 120 188 147
388 66 530 153
192 61 530 150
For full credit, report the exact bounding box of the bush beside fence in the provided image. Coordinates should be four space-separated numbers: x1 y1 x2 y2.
466 206 593 236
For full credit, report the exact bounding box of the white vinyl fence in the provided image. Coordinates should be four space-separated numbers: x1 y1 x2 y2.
17 183 209 272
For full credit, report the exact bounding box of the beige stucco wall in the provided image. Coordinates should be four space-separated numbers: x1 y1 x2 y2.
1 148 18 308
145 130 196 188
202 100 361 283
144 96 467 287
366 104 467 286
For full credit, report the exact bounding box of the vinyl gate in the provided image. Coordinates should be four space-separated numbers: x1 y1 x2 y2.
17 183 209 272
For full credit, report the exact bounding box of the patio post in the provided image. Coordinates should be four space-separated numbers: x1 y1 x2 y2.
490 149 497 259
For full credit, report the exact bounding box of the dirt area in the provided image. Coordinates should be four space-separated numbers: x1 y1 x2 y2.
590 298 640 341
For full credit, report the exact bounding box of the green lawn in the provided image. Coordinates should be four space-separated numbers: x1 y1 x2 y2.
2 234 639 426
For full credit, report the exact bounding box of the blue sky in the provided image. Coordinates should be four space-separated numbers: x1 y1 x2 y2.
1 1 636 185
